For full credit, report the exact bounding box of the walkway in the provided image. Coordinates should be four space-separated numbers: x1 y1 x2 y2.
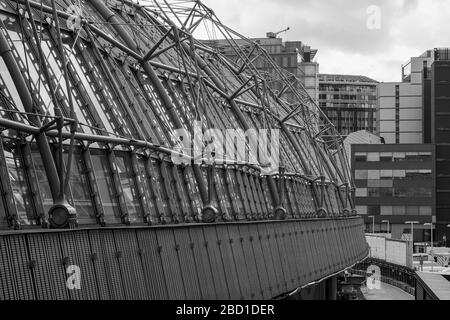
362 283 414 300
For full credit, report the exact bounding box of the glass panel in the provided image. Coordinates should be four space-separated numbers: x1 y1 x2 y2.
90 150 121 223
356 205 367 215
355 170 368 180
63 149 95 220
406 206 419 215
368 170 380 180
4 146 36 225
393 206 406 215
419 206 432 216
367 153 380 162
381 206 393 215
368 205 380 215
356 188 367 197
31 152 53 214
115 152 141 223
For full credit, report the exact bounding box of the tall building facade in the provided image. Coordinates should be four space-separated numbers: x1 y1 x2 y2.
352 144 436 242
202 34 319 103
431 48 450 242
318 74 378 137
378 51 435 144
354 48 450 245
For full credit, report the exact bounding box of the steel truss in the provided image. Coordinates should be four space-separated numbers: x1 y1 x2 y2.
0 0 356 230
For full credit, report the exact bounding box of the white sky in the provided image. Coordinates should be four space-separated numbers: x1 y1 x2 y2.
200 0 450 82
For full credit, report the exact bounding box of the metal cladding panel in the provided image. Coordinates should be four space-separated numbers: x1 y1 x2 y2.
311 222 325 279
72 231 101 299
0 236 18 299
275 222 294 288
237 224 262 300
59 232 98 300
282 222 302 288
89 230 124 300
262 223 287 294
328 221 342 271
28 233 68 300
203 226 230 299
214 225 241 300
339 219 352 267
135 229 169 300
188 226 217 299
288 222 309 284
297 221 315 283
113 230 148 300
226 225 250 300
255 224 277 298
173 228 202 300
85 231 110 300
283 223 302 288
321 220 335 274
0 218 368 299
155 228 186 299
248 224 270 299
6 235 34 300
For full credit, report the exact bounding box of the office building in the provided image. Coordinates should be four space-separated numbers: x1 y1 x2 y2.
352 144 435 242
319 74 378 137
431 48 450 242
202 34 319 103
378 51 435 144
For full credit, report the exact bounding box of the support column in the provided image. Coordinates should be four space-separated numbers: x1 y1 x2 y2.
325 276 337 300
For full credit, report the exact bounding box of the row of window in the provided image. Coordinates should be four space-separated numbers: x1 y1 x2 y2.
0 142 323 228
356 187 432 198
355 169 432 180
355 152 432 162
356 205 432 216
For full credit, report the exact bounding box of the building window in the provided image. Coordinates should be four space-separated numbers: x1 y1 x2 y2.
368 205 380 215
91 150 121 223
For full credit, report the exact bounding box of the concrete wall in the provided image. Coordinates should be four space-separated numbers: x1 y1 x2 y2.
366 234 412 268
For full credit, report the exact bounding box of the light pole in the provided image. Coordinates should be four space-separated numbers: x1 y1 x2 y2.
382 220 390 234
368 215 375 234
405 221 419 253
424 223 433 252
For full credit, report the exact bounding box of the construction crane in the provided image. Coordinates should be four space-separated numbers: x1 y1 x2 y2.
266 27 290 39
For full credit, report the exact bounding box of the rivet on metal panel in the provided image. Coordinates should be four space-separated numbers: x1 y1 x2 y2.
116 251 122 259
229 238 233 244
175 244 180 251
259 235 262 240
157 245 163 254
249 236 253 242
239 237 243 243
190 243 195 249
274 234 278 238
137 248 143 256
90 253 98 261
267 234 270 239
204 241 208 247
217 239 221 246
62 257 71 266
281 233 285 238
28 260 36 269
